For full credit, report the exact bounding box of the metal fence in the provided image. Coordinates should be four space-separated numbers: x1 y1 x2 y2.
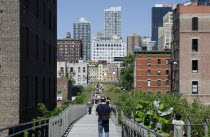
0 104 86 137
111 105 164 137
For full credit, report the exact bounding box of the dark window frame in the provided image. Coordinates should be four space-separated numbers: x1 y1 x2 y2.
158 59 161 64
192 39 198 52
192 81 198 94
192 17 198 31
192 60 198 73
157 80 161 86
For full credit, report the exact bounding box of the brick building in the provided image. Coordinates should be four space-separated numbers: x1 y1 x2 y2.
57 78 68 107
57 32 82 63
0 0 57 128
172 3 210 104
134 51 171 93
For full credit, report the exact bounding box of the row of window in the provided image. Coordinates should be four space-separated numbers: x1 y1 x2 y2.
147 80 170 87
78 75 86 81
69 67 86 73
147 69 169 76
147 59 170 65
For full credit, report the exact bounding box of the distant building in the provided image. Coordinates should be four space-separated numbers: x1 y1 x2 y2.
104 7 121 38
172 3 210 104
0 0 57 128
152 4 171 49
134 51 171 93
67 60 88 86
57 78 68 107
91 36 127 63
141 36 156 51
73 17 91 61
57 33 82 63
88 64 99 82
158 12 173 51
189 0 210 5
127 33 142 55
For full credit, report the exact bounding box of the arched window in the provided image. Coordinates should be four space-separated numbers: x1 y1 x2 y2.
192 17 198 30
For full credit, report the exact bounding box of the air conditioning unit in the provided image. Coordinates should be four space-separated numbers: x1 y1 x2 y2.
147 63 151 66
57 97 62 101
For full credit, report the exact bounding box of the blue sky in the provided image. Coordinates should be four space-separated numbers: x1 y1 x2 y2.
58 0 186 39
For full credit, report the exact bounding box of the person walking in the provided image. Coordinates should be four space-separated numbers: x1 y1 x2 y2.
106 97 111 106
172 114 185 136
91 91 95 104
96 96 111 137
87 99 93 114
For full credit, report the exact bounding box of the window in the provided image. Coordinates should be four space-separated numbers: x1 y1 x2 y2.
78 67 80 73
26 27 29 57
60 67 64 72
83 75 85 81
192 81 198 94
36 35 38 61
192 60 198 73
192 17 198 31
78 75 81 81
57 91 62 100
157 80 161 86
148 59 151 63
158 59 161 64
158 70 161 75
147 80 151 87
166 80 169 86
70 67 73 72
166 59 169 64
166 70 169 75
83 67 85 73
148 69 151 75
192 39 198 52
157 91 161 94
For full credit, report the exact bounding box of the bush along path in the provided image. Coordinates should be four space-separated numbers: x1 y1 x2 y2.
115 90 210 136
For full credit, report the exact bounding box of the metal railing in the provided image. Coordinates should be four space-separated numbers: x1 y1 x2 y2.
111 105 164 137
111 105 210 137
0 104 86 137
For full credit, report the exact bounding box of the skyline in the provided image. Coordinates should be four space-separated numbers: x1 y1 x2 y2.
58 0 186 39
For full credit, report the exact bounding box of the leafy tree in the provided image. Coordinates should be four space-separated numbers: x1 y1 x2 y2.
120 55 134 90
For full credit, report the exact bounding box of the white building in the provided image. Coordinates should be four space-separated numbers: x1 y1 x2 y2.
91 36 127 63
88 64 99 82
67 60 88 86
158 12 173 51
141 36 156 51
57 60 88 86
104 7 121 38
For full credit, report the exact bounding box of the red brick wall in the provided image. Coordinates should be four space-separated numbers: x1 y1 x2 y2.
135 55 171 93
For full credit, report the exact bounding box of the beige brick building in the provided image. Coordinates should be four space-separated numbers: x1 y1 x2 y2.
172 3 210 104
127 33 142 55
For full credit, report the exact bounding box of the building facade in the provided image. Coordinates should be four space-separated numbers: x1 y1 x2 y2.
57 33 82 63
172 4 210 104
152 4 171 49
67 60 88 86
189 0 210 5
158 12 173 51
104 7 121 38
141 36 156 51
88 65 99 82
127 33 142 55
134 51 171 93
73 17 91 61
91 36 127 63
57 78 68 107
0 0 57 128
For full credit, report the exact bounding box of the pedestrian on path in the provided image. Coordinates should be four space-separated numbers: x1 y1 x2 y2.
87 99 93 114
96 96 111 137
106 97 111 106
91 91 95 104
172 114 185 136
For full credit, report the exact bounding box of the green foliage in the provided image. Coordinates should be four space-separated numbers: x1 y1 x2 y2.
82 87 96 93
120 55 134 89
116 91 210 136
35 92 86 120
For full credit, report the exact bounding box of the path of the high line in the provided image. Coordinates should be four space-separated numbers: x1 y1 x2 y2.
67 106 121 137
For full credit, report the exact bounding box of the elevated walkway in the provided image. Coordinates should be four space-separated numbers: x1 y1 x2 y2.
67 106 121 137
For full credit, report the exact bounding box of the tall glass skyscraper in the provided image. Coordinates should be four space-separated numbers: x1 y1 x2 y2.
189 0 210 5
74 17 91 61
151 4 171 50
104 7 121 38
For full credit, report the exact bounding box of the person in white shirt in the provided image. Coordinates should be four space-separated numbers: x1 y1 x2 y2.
172 114 185 136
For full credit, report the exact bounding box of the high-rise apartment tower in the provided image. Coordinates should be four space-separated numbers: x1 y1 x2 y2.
73 17 91 61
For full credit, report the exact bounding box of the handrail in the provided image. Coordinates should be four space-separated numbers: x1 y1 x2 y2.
0 104 87 137
111 105 210 137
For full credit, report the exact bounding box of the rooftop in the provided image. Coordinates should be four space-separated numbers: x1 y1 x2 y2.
104 6 121 12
